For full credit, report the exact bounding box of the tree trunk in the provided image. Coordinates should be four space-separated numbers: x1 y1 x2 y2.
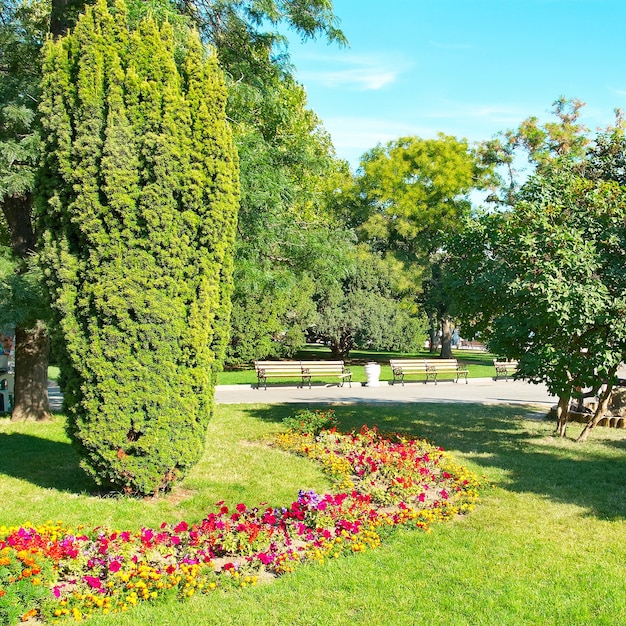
2 193 35 258
428 314 438 353
577 374 617 443
330 330 353 360
11 323 51 421
50 0 86 37
2 193 52 421
439 316 453 359
555 394 570 437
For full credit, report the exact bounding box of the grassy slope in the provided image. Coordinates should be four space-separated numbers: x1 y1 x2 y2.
2 403 626 625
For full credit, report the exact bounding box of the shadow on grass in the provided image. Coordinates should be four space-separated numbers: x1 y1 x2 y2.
240 402 626 521
0 432 98 493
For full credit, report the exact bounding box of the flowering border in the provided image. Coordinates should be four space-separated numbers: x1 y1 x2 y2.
0 426 484 623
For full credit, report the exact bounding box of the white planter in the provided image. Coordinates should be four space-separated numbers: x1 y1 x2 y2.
365 362 381 387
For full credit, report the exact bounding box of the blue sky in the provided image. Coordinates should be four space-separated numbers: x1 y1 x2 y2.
284 0 626 170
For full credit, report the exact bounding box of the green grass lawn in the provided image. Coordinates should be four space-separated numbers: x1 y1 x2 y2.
218 345 497 385
2 403 625 625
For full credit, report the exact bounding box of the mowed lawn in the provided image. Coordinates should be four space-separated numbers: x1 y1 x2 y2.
1 401 626 625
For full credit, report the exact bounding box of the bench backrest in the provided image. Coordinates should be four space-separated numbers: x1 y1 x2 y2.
430 359 461 369
301 360 345 373
493 359 519 367
390 359 429 371
254 360 346 374
254 361 302 373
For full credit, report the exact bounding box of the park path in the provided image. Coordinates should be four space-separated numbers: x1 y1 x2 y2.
47 377 557 410
215 377 556 408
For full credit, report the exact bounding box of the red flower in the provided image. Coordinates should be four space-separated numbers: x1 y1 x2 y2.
174 521 188 533
236 503 247 513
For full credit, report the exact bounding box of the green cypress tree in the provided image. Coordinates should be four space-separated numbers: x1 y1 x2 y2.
38 0 239 495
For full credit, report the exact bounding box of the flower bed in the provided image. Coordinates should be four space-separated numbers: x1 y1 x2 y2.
0 425 484 624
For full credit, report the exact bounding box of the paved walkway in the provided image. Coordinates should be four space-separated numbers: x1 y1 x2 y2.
48 378 557 410
215 378 557 408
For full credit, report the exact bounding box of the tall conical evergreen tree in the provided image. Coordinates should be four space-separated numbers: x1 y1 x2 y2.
38 0 239 495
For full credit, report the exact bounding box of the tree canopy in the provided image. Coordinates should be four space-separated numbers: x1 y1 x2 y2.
347 134 494 356
447 126 626 439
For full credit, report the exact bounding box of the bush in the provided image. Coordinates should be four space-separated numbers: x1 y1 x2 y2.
282 409 337 436
38 1 239 495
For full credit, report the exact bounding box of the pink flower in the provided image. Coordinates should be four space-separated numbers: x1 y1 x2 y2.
174 521 188 533
236 503 247 513
84 576 102 589
109 560 122 572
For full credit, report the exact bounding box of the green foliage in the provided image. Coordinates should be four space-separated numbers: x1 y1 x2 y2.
447 135 626 433
0 544 56 626
37 0 239 494
348 134 493 356
312 249 426 358
226 70 352 364
355 134 491 260
227 270 316 364
0 247 48 329
480 97 591 204
282 407 337 436
0 0 46 205
182 0 346 82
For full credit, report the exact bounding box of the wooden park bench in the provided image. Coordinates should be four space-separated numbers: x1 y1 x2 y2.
254 360 352 390
389 358 468 385
430 359 469 384
390 359 432 385
493 359 519 381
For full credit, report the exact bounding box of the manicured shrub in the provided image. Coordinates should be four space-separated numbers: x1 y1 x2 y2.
37 0 239 494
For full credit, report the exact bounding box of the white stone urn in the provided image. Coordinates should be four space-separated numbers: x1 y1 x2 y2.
365 361 381 387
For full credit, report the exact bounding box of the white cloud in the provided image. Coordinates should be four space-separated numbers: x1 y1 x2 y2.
322 116 432 167
420 101 527 127
296 53 412 91
320 103 528 168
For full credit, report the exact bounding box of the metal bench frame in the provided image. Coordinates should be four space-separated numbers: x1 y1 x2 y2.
493 359 519 381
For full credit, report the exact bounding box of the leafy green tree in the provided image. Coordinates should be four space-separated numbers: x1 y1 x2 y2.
480 97 590 205
0 0 52 420
4 0 347 379
447 145 626 440
311 248 426 359
37 0 239 494
351 134 492 357
226 69 354 364
180 0 345 83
